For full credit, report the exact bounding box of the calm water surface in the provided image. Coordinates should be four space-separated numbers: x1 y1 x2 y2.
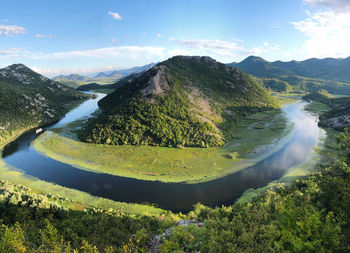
2 94 319 212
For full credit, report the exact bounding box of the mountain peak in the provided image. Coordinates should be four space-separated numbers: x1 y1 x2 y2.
5 63 31 71
241 56 268 64
0 63 53 84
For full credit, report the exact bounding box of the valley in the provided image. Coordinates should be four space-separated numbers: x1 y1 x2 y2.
3 1 350 251
1 89 318 212
0 57 349 251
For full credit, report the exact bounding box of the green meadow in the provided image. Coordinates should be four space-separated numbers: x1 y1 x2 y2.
33 108 292 183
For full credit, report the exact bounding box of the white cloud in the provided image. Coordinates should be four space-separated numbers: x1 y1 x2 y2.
108 11 122 20
0 25 26 36
35 34 56 38
157 33 162 38
0 39 282 75
169 38 245 57
111 38 117 43
292 10 350 58
28 46 165 60
304 0 350 12
168 38 278 60
32 66 119 77
0 48 25 57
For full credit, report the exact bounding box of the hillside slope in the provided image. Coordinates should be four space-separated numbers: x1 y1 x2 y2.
0 64 88 146
80 56 279 147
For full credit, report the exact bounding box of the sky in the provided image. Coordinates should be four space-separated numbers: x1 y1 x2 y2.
1 0 350 77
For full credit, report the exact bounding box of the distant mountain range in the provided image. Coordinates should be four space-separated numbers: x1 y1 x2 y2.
77 72 142 92
53 63 157 87
229 56 350 82
93 71 122 79
230 56 350 94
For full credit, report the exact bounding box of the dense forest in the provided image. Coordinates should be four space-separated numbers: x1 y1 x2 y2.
80 56 280 147
0 126 349 252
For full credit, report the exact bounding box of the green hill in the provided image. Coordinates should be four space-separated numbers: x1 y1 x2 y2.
80 56 279 147
0 64 88 146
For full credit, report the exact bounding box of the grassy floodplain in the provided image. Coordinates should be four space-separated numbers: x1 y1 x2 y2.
33 107 293 183
0 96 163 215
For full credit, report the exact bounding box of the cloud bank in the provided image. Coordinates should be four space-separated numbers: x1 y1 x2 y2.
304 0 350 12
293 1 350 58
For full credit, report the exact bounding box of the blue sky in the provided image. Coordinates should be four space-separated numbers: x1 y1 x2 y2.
1 0 350 76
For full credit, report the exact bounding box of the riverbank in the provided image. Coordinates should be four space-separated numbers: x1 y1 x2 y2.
236 99 337 204
33 108 293 183
0 95 163 215
0 96 88 149
0 156 163 215
0 126 36 149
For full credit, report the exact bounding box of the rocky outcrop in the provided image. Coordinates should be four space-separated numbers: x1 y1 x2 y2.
149 219 205 253
320 114 350 129
140 65 170 97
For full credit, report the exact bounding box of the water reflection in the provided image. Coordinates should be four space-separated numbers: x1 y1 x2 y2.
52 92 106 128
2 100 319 212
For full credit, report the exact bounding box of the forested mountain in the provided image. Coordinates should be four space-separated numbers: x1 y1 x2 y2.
0 64 88 145
230 56 350 94
80 56 279 147
53 74 87 82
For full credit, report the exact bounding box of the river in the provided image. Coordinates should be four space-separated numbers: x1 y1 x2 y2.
2 93 320 212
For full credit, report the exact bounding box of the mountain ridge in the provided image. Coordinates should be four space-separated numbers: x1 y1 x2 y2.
230 55 350 82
